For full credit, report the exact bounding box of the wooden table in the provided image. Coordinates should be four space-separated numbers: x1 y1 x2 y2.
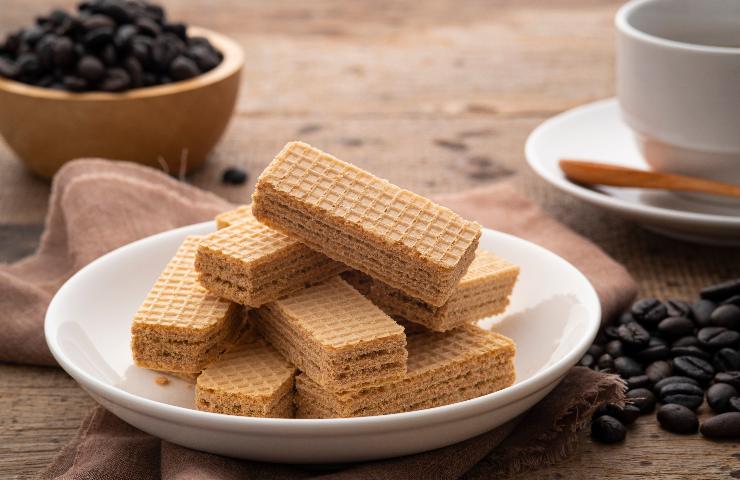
2 1 739 478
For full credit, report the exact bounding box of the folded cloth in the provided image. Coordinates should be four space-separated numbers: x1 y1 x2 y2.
0 159 634 478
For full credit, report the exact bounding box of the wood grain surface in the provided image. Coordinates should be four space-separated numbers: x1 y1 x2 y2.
1 1 739 479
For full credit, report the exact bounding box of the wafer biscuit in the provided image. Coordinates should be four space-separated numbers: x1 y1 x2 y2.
296 325 516 418
215 205 252 229
366 250 519 331
254 277 407 392
131 236 242 373
196 337 297 418
252 141 481 307
196 207 346 307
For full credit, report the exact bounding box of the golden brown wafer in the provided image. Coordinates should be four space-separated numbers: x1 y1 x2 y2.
215 205 251 229
131 235 242 373
196 337 297 418
252 141 481 307
295 324 516 418
196 207 346 307
254 277 407 392
366 250 519 331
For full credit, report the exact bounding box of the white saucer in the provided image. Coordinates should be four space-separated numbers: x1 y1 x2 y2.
45 222 600 463
526 98 740 246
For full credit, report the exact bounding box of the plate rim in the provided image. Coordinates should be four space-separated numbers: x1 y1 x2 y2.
525 97 740 228
45 222 601 435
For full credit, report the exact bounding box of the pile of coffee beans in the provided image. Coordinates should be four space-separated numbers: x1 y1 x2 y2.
0 0 223 92
583 278 740 443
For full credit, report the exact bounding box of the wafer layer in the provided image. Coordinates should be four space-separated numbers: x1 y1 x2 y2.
296 325 516 418
215 205 252 229
196 338 297 418
252 141 481 307
196 208 346 307
254 277 407 392
367 251 520 331
131 236 242 373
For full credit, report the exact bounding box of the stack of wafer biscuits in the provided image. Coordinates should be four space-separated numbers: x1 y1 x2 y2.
131 141 519 420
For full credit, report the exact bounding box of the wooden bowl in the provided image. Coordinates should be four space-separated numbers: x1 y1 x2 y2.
0 27 243 178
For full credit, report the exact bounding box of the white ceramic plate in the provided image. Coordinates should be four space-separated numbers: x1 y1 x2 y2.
45 223 600 464
526 98 740 246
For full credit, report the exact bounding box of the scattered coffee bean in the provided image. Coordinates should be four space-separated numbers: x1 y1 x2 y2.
77 55 105 82
658 382 704 410
710 304 740 331
626 388 656 413
657 404 699 434
700 412 740 439
222 167 248 185
618 404 642 425
673 356 714 384
627 375 651 390
713 348 740 372
618 322 651 348
631 298 667 326
672 336 699 348
714 371 740 390
706 383 738 413
605 339 624 358
636 343 670 362
615 356 643 378
579 353 595 368
99 68 130 92
588 344 604 358
692 299 716 328
591 415 626 443
666 299 693 318
658 316 694 338
654 376 700 395
698 327 740 350
700 279 740 303
593 403 623 420
646 360 672 384
670 345 711 361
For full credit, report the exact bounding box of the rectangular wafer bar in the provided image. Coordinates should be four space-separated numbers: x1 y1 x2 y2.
252 141 482 307
295 324 516 418
366 250 520 331
254 277 407 392
131 236 242 374
196 336 297 418
215 205 251 229
196 206 347 307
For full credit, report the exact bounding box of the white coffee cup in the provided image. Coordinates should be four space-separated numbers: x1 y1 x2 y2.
616 0 740 185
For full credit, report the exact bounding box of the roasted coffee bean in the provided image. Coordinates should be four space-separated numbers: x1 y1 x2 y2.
579 353 595 368
96 1 132 23
701 278 740 303
658 383 704 410
614 356 643 378
591 415 626 443
636 343 670 362
99 67 130 91
17 52 41 76
700 412 740 439
0 57 19 78
714 348 740 372
588 344 604 358
114 24 138 49
646 360 672 384
62 75 87 91
672 336 699 348
666 299 693 318
673 356 714 384
654 376 700 395
83 26 114 49
631 298 667 326
618 404 641 425
711 304 740 331
222 167 248 185
698 327 740 350
77 55 104 81
136 17 161 37
670 345 711 361
81 14 115 32
657 404 699 434
35 34 56 68
100 44 117 66
163 21 187 41
593 402 622 420
626 388 656 413
714 371 740 390
706 383 738 412
722 295 740 307
593 403 640 425
21 25 45 46
627 375 651 390
604 325 620 340
169 54 198 80
618 322 651 348
122 56 142 87
658 316 694 338
692 299 716 327
51 36 75 66
187 44 220 70
605 340 624 358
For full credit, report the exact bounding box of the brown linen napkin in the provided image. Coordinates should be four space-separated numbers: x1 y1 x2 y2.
0 159 634 478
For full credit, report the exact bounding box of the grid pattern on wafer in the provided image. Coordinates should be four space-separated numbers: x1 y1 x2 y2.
457 250 519 285
215 205 253 229
258 141 480 269
197 340 296 397
270 277 405 349
132 236 232 332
